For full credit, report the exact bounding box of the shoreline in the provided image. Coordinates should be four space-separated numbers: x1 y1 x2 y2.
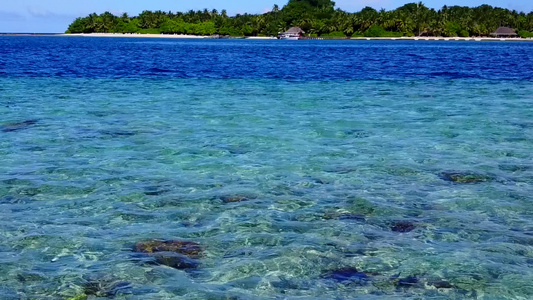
345 36 533 42
1 33 532 42
63 33 278 40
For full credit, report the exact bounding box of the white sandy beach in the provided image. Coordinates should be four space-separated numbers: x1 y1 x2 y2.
62 33 210 39
3 33 531 42
245 36 278 40
61 33 277 39
352 36 532 42
60 33 533 42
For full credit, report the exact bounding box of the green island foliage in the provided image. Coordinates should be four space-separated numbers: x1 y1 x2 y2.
364 26 403 37
518 30 533 38
66 0 533 38
321 31 347 37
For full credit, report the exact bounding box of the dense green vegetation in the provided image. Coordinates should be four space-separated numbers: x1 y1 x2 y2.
519 30 533 38
66 0 533 37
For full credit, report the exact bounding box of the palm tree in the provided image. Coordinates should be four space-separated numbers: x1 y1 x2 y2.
87 13 99 32
358 7 378 31
121 12 129 22
100 12 116 32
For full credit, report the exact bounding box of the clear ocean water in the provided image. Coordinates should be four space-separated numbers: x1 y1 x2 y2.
1 37 533 299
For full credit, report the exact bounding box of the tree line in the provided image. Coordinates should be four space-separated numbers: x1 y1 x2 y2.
66 0 533 38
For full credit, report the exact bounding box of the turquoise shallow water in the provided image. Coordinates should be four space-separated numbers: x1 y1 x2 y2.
1 76 533 299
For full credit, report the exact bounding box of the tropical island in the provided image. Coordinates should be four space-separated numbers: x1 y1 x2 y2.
66 0 533 38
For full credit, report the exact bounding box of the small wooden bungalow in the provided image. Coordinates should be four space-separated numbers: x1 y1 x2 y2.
279 27 305 40
490 27 518 38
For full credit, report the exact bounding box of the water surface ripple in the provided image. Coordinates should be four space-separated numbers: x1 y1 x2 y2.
0 38 532 299
1 37 533 80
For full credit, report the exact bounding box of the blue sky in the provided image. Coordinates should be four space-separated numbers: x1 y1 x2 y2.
1 0 532 33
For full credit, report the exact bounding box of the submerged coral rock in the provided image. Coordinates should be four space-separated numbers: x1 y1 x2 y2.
83 279 131 297
347 197 377 216
16 271 45 283
391 221 416 233
391 275 419 288
133 240 202 269
439 172 490 183
1 120 38 132
311 177 329 184
134 240 202 258
143 187 171 196
428 279 454 289
398 276 419 287
324 165 358 174
99 129 136 137
323 268 369 283
396 276 418 288
219 194 257 203
152 252 200 269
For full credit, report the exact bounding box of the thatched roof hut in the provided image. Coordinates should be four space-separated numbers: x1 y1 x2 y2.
285 27 305 34
279 27 305 39
491 27 518 37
